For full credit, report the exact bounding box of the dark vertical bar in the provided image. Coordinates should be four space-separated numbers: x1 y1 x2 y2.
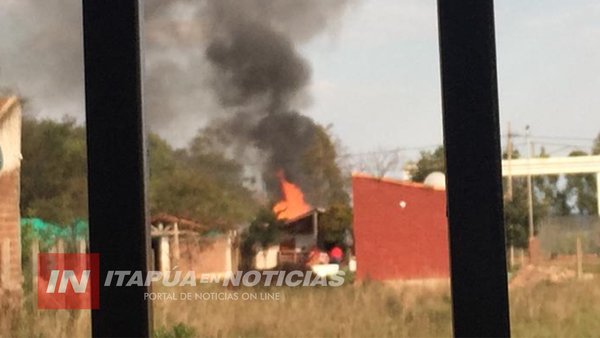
82 1 152 337
437 1 511 337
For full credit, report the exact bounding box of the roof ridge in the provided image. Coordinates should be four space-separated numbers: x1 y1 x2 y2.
352 171 444 190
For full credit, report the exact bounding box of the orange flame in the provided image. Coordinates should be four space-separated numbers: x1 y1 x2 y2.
273 170 311 220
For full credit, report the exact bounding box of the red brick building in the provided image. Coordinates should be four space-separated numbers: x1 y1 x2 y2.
352 173 449 281
0 96 22 290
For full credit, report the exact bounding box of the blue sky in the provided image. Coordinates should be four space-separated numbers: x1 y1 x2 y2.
302 0 600 165
1 0 599 173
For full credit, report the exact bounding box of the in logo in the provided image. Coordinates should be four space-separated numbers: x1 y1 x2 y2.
38 253 99 309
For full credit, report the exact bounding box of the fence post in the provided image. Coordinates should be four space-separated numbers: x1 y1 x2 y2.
159 235 170 272
173 222 180 267
510 245 515 268
225 232 233 272
79 239 87 254
57 238 66 308
596 172 600 216
31 239 39 292
576 236 583 279
57 238 64 254
520 249 525 266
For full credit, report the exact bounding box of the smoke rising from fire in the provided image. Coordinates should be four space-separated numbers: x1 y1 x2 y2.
0 0 354 202
201 0 349 199
205 20 310 113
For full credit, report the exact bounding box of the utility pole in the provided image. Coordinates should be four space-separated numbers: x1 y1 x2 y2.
526 126 534 240
505 122 513 201
597 172 600 216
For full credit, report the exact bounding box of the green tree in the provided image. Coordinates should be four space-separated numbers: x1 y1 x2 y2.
593 132 600 155
407 145 558 248
245 208 283 249
186 132 249 185
318 202 352 246
409 146 445 182
21 118 258 229
299 125 350 207
148 132 258 229
240 208 284 269
21 117 88 225
503 148 560 247
503 176 552 248
559 150 598 215
531 147 565 216
148 133 177 179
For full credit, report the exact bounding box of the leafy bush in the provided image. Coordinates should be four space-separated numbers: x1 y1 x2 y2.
154 323 197 338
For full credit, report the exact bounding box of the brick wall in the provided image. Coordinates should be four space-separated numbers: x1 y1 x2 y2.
0 97 22 291
352 175 450 281
0 170 21 289
179 237 232 274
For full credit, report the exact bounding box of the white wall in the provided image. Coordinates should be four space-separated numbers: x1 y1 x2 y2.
0 97 22 176
255 246 279 270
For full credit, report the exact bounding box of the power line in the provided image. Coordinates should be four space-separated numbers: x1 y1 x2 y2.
547 145 585 156
238 144 441 168
238 134 595 168
531 135 596 142
529 141 589 148
338 145 440 158
502 133 596 142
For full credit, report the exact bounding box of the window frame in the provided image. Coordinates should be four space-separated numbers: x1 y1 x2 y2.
82 0 511 337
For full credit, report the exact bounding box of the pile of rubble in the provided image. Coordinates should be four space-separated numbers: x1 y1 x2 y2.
510 264 593 287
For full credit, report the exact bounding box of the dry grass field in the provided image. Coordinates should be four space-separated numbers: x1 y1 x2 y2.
152 281 452 338
3 268 600 338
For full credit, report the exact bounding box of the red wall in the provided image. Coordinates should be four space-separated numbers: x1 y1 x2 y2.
352 175 449 280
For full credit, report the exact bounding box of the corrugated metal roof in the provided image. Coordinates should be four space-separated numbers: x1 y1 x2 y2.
150 212 208 231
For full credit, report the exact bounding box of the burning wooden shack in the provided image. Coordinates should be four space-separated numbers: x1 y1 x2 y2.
254 172 326 269
278 208 325 265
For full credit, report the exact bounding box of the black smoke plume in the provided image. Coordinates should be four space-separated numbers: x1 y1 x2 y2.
0 0 353 201
202 0 352 201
